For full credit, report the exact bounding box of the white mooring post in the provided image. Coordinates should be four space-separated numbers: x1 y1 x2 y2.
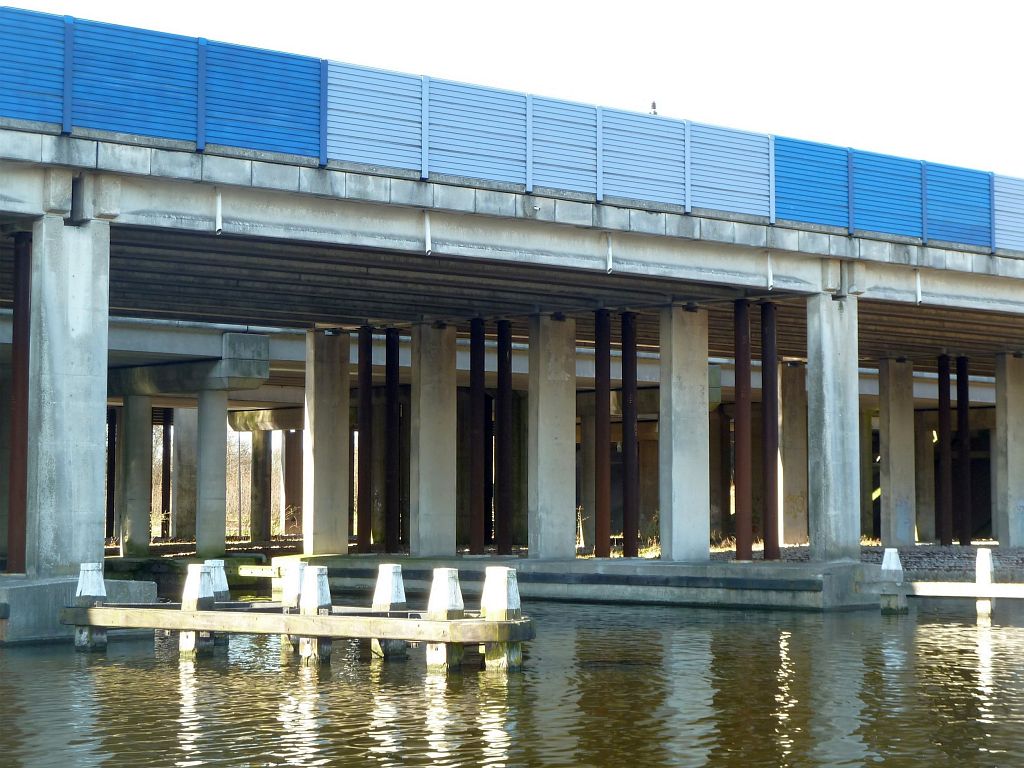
976 548 995 620
205 559 231 602
371 564 408 660
880 548 908 615
280 561 306 653
426 567 465 672
298 565 332 665
180 563 215 658
74 563 107 652
204 559 231 646
480 566 523 671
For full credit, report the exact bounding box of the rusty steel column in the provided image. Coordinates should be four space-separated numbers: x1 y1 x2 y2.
6 232 30 574
495 320 513 554
621 311 639 558
485 393 494 544
734 299 753 561
937 354 953 545
105 408 117 540
761 302 780 561
469 318 486 554
160 408 172 538
357 326 373 553
594 309 612 558
956 355 972 545
384 328 401 553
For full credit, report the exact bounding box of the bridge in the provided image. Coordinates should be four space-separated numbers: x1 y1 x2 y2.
2 6 1024 637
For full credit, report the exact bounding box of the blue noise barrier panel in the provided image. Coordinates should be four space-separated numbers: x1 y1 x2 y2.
326 62 421 172
0 7 65 124
924 163 991 246
690 123 771 217
206 41 320 158
994 175 1024 252
852 150 922 238
72 20 197 141
774 137 848 228
531 97 597 195
427 80 527 184
601 109 686 205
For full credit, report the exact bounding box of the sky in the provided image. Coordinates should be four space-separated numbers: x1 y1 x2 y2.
10 0 1024 177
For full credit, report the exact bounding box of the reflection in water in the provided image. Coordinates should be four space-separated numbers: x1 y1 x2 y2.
476 670 511 767
5 603 1024 766
368 659 403 763
423 670 455 766
177 658 200 766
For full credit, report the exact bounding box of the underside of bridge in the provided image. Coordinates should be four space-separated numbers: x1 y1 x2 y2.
2 226 1022 373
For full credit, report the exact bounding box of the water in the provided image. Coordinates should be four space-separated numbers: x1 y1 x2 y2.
2 601 1024 767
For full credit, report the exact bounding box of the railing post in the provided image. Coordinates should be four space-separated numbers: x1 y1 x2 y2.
180 563 214 658
879 548 907 615
371 564 408 660
480 566 522 671
426 567 464 672
74 563 107 652
279 561 305 654
298 565 332 665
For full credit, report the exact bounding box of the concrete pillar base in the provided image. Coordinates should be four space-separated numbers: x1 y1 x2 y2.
0 577 156 644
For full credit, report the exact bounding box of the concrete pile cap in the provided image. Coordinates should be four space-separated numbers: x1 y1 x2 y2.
204 559 230 597
281 562 306 608
976 548 994 585
881 548 904 582
75 563 107 600
183 563 214 601
480 566 521 618
427 568 464 617
299 565 331 612
372 564 406 609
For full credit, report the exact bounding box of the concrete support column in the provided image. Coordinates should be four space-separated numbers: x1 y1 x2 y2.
994 354 1024 546
25 216 109 577
171 408 197 539
250 429 273 543
121 395 153 557
528 315 577 559
733 299 753 560
780 363 809 544
579 412 597 552
879 359 916 546
658 306 710 561
196 389 228 559
384 329 402 553
410 323 457 556
914 411 936 542
760 302 780 560
806 293 861 561
303 330 350 555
